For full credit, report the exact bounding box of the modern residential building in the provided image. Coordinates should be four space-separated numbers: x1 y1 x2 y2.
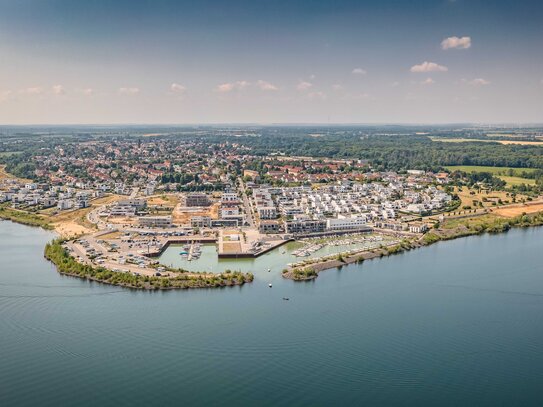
138 216 172 228
181 193 210 207
285 219 327 234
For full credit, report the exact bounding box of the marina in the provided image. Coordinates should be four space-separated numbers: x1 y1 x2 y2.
292 234 387 257
158 232 398 274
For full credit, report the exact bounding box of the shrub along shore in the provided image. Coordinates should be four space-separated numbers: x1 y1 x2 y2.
44 239 253 290
283 211 543 281
0 205 53 230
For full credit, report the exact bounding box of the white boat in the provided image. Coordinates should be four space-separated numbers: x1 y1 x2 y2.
268 283 272 288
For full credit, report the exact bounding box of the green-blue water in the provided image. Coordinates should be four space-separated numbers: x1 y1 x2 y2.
158 237 390 274
1 220 543 406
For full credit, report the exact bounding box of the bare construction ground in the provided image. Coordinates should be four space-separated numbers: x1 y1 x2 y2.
146 194 179 207
492 201 543 218
47 195 123 237
172 202 220 225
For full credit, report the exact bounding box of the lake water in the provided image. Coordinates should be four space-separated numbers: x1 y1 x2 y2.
1 220 543 406
158 236 390 274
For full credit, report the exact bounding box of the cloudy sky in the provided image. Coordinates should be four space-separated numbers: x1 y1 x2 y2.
0 0 542 124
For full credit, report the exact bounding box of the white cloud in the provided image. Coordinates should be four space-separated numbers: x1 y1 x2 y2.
421 78 435 85
348 92 371 100
20 86 44 95
390 81 400 87
119 87 140 95
216 83 235 92
466 78 490 86
309 74 316 80
236 81 250 89
256 80 278 91
81 88 94 96
52 85 65 95
332 84 343 91
0 90 12 102
352 68 367 75
410 61 448 73
170 83 186 93
215 81 250 93
297 81 313 91
441 36 471 50
307 91 326 100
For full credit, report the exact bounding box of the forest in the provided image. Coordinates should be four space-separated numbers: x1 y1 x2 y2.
1 126 542 180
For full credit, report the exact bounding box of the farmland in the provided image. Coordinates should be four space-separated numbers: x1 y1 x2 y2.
431 137 543 146
446 166 537 186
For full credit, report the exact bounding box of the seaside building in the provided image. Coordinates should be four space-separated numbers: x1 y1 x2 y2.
138 216 172 228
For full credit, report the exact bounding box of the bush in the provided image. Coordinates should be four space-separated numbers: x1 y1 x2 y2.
44 239 253 289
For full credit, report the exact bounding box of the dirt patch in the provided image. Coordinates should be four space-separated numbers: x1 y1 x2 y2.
107 216 137 225
41 195 123 238
222 242 241 253
496 140 543 146
49 208 96 237
453 187 524 210
53 222 91 237
172 202 220 225
97 231 124 240
147 194 179 207
493 202 543 218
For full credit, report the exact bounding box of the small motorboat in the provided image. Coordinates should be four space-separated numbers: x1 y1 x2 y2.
282 297 290 301
268 283 272 288
268 268 271 272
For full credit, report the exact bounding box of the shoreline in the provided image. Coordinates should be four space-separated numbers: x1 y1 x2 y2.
3 206 543 289
0 206 54 230
282 211 543 281
44 239 254 291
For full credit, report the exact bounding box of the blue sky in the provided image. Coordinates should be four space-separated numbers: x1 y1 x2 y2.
0 0 542 124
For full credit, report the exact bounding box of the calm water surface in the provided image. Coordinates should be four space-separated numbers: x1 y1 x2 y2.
1 220 543 406
158 238 388 273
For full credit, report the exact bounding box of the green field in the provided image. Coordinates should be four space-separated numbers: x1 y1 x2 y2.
446 166 537 186
498 176 536 186
430 137 495 143
431 137 543 146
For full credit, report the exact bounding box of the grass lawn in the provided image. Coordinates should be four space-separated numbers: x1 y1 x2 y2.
446 166 537 187
499 176 536 186
446 165 536 175
451 186 525 209
442 214 500 230
430 137 495 143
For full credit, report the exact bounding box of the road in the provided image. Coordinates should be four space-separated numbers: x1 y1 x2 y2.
238 178 256 227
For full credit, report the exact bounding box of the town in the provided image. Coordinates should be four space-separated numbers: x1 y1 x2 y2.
1 131 542 284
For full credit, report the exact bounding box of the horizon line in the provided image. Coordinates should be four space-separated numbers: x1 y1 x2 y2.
1 122 542 128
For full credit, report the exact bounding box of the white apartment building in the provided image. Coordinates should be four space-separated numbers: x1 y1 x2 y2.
326 216 368 231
